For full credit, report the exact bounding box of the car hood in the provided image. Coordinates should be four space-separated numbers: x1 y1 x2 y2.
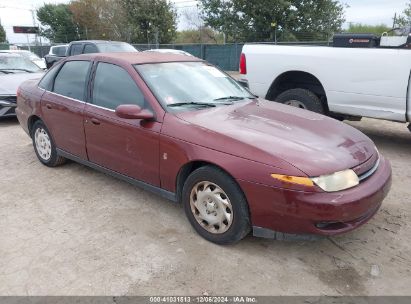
174 99 376 177
32 59 46 69
0 72 44 95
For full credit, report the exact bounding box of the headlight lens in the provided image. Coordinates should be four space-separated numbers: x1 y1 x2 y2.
311 169 359 192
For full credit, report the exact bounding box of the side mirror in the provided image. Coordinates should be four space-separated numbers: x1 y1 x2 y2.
115 104 154 120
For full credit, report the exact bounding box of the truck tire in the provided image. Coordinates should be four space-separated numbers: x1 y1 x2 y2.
276 88 325 114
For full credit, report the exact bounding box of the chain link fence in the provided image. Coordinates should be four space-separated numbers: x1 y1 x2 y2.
133 40 329 71
1 40 329 71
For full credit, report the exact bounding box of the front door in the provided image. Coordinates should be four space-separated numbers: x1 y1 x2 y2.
40 60 91 159
84 62 161 186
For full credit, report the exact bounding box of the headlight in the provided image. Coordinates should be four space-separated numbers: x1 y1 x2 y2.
271 174 314 187
311 169 359 192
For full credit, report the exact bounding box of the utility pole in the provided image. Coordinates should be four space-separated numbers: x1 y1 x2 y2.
26 34 31 51
393 13 397 28
271 22 277 44
155 28 159 49
30 7 38 46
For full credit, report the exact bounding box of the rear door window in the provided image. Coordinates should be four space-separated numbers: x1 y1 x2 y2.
91 62 145 110
53 60 91 101
83 44 98 54
70 44 83 56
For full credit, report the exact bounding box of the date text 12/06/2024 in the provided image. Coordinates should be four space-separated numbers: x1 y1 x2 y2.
149 296 257 303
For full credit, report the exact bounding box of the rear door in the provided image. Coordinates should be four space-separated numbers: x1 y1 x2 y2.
84 62 161 186
40 60 91 159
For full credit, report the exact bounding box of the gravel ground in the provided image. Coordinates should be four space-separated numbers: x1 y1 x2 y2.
0 116 410 296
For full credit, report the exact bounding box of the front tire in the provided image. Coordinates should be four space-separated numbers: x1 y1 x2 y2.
31 120 66 167
276 88 325 114
182 166 251 244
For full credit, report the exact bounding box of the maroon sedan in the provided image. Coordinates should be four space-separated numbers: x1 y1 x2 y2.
16 53 392 244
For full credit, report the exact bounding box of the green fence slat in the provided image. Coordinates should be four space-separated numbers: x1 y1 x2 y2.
1 42 325 72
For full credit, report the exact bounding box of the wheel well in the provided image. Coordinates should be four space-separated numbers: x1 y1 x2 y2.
266 71 328 110
27 115 41 135
175 161 233 203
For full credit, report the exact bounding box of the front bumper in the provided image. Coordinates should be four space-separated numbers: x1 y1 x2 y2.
0 97 17 117
238 155 392 237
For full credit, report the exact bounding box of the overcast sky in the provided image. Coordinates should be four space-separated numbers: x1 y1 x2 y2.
0 0 408 44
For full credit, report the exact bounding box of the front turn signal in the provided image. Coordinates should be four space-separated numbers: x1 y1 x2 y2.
271 174 314 187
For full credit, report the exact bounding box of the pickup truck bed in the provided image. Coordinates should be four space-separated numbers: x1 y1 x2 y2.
241 44 411 124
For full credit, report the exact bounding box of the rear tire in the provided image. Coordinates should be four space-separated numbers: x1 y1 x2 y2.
182 166 251 245
276 88 325 114
31 120 66 167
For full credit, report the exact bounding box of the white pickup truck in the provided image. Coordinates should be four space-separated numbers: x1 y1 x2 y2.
240 44 411 131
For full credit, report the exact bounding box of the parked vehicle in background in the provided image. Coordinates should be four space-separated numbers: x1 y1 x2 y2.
0 53 44 118
144 49 194 57
16 52 391 244
240 44 411 132
0 50 46 70
44 40 138 69
44 44 68 69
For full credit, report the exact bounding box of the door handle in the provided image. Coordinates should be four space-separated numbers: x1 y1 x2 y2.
46 104 52 109
90 118 101 125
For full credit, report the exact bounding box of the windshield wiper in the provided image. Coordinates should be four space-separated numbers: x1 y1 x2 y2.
213 96 248 102
0 69 14 74
168 102 217 108
1 68 34 73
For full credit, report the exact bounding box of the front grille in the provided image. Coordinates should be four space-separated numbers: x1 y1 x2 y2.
352 153 378 177
358 157 380 182
0 95 17 117
3 107 16 116
352 153 380 182
0 95 17 104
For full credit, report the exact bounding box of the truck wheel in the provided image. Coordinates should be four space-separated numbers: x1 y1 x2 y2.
276 88 325 114
182 166 251 245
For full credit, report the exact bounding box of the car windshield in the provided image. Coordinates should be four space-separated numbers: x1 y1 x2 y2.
18 51 41 61
97 43 137 53
0 55 42 73
135 62 254 109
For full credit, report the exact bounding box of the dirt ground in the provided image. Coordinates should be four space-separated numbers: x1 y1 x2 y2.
0 116 410 296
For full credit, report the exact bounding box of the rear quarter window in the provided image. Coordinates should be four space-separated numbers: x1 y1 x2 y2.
38 64 61 91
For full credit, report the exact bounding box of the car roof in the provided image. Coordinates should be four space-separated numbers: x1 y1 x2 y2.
0 50 30 53
70 52 203 65
0 52 22 57
70 40 128 44
146 49 188 53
